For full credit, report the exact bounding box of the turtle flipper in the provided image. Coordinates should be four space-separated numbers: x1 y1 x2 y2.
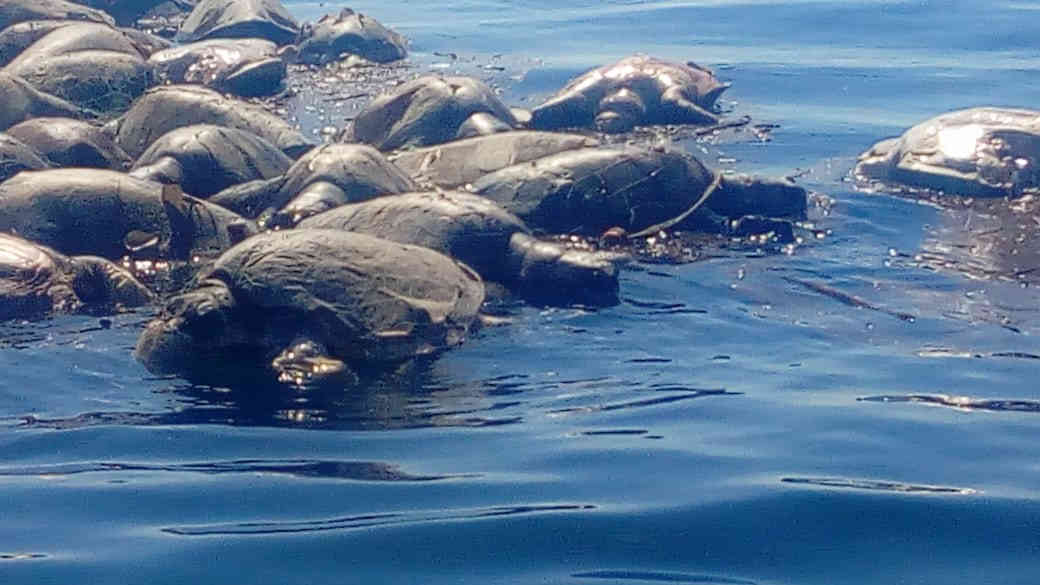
660 86 720 125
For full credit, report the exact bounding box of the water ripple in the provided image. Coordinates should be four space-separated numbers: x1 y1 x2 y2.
859 394 1040 413
162 503 596 537
548 389 740 415
573 570 756 584
0 459 453 482
781 477 976 494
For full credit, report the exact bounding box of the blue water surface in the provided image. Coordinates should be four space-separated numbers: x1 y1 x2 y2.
2 2 1040 584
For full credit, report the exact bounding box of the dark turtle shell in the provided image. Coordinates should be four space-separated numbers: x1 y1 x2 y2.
134 229 485 377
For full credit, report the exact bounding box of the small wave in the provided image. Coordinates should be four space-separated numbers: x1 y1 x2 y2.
573 570 756 584
781 477 976 494
163 503 595 537
858 394 1040 413
0 553 48 561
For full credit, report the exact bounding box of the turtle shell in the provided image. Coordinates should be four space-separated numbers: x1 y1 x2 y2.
111 84 313 158
177 0 298 45
135 229 485 377
299 191 528 283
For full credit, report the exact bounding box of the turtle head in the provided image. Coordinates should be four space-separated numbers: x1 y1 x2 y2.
134 277 244 376
69 256 154 314
508 233 622 307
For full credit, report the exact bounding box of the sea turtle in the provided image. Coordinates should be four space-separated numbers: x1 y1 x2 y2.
347 75 520 151
0 0 114 31
855 107 1040 198
298 190 622 307
5 116 132 169
0 71 85 130
177 0 299 46
294 8 407 65
469 145 806 236
530 55 730 133
389 130 599 189
109 84 313 159
2 21 153 113
148 37 285 97
0 168 255 260
0 232 153 320
0 131 49 182
129 124 291 198
134 229 485 383
208 142 416 221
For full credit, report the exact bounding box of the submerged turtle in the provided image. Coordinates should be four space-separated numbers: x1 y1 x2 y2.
469 146 806 236
295 8 407 65
0 71 85 130
0 232 153 320
5 116 132 169
148 37 285 97
209 142 416 221
0 131 49 182
2 22 154 113
530 55 729 133
855 107 1040 198
0 168 255 260
347 75 520 151
177 0 299 45
389 130 599 189
134 229 485 382
130 124 291 197
299 191 622 307
109 84 313 159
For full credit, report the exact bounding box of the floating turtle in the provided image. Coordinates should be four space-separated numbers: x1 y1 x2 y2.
177 0 298 46
347 75 520 151
469 146 806 236
0 131 49 182
390 130 599 189
134 229 485 382
530 55 729 133
0 168 255 260
109 84 313 159
0 71 85 130
855 107 1040 198
5 116 132 169
130 124 291 198
148 37 285 97
2 22 153 113
299 190 622 307
0 0 114 31
0 232 153 320
295 8 407 65
209 142 416 221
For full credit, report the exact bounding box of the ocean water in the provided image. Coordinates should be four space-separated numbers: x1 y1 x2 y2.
3 1 1040 584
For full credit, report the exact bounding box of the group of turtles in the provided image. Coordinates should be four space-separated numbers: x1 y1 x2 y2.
0 0 1036 384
